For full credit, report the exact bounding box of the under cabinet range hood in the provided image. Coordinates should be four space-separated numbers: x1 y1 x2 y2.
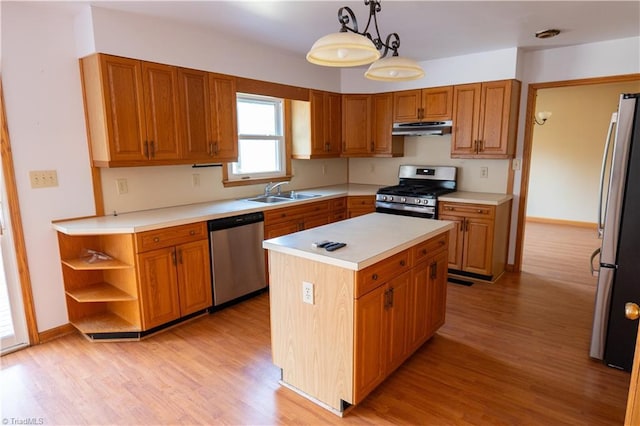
392 120 453 136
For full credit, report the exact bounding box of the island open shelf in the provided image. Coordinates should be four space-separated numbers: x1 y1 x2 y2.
263 213 453 415
66 282 137 302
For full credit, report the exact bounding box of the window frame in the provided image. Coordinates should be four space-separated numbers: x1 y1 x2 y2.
223 93 292 187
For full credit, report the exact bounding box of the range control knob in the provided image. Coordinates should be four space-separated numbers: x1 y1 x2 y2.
401 197 406 203
415 199 421 204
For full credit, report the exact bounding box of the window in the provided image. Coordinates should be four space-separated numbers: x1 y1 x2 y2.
227 93 286 182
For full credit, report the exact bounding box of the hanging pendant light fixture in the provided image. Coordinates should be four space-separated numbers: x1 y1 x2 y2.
306 0 424 81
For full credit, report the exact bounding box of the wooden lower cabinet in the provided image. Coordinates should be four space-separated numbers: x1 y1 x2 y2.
438 200 511 280
347 195 376 218
137 239 212 329
136 224 212 330
55 221 212 339
353 234 448 404
270 231 449 411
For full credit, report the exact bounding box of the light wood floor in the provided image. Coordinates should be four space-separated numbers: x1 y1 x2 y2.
0 222 630 425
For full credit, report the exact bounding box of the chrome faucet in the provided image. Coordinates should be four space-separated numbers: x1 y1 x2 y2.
264 181 289 196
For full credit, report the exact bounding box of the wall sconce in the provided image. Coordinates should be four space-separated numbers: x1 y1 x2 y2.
534 111 552 125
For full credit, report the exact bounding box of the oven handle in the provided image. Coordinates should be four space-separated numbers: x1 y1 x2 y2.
375 201 435 215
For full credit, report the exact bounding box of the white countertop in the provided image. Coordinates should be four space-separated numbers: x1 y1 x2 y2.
438 191 513 205
262 213 454 271
52 184 384 235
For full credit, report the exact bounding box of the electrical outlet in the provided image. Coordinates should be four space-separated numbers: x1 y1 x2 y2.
480 167 489 178
322 163 327 175
192 173 200 187
116 178 129 195
29 170 58 188
302 281 314 305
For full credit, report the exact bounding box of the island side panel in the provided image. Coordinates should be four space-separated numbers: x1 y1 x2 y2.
268 250 354 410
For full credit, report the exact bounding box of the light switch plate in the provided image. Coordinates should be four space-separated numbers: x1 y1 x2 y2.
29 170 58 188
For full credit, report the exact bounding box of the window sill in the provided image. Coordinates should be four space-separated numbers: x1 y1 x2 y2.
222 175 293 188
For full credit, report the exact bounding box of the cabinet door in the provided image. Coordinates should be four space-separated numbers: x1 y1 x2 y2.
141 61 182 161
462 217 494 275
439 214 464 270
176 240 213 316
422 86 453 121
477 80 512 156
326 92 342 156
410 262 429 351
426 251 448 337
371 93 394 156
138 247 181 329
303 214 330 231
210 74 238 162
387 271 412 372
354 284 387 404
451 83 481 156
393 89 421 122
309 90 327 155
177 68 214 162
342 94 371 156
100 55 147 162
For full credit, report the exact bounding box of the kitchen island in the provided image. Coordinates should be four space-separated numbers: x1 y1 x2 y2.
263 213 453 415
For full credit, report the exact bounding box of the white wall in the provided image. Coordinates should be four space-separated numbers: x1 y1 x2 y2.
341 48 520 93
526 82 640 223
509 37 640 262
2 2 96 331
349 136 510 193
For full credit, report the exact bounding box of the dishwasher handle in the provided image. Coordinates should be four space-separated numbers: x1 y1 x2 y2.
208 211 264 232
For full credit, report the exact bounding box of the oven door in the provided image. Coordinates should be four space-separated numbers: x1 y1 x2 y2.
375 201 436 219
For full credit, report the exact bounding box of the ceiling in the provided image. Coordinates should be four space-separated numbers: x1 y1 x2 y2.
84 1 639 63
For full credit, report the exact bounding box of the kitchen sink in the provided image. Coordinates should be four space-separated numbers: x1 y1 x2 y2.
246 192 321 203
278 192 321 200
247 195 290 203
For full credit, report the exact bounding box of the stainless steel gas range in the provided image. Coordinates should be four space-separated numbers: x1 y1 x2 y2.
375 165 457 219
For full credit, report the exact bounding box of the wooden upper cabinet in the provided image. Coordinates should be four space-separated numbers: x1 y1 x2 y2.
451 79 521 158
393 86 453 122
291 90 341 159
81 54 182 166
372 93 400 157
342 93 401 157
141 61 182 161
342 94 372 156
177 68 238 163
208 74 238 162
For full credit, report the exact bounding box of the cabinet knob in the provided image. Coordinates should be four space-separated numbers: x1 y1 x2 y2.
421 249 427 255
189 230 196 235
477 209 483 213
400 260 406 267
153 237 160 242
372 273 379 281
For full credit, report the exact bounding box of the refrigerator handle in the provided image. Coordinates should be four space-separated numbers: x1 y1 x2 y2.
590 247 601 277
597 112 617 238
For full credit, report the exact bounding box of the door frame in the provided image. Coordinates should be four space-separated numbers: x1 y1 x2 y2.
0 79 39 346
512 73 640 271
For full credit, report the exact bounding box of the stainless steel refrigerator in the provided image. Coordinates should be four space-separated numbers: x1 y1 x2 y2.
590 93 640 371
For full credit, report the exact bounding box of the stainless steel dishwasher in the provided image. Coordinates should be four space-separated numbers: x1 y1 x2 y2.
208 212 266 307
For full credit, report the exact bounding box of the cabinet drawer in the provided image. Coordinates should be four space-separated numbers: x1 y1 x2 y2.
412 233 448 265
356 250 411 298
329 197 347 211
136 222 207 252
439 202 495 219
347 196 375 208
264 200 330 225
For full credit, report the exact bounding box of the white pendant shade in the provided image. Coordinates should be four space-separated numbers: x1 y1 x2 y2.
364 55 425 81
306 32 381 67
